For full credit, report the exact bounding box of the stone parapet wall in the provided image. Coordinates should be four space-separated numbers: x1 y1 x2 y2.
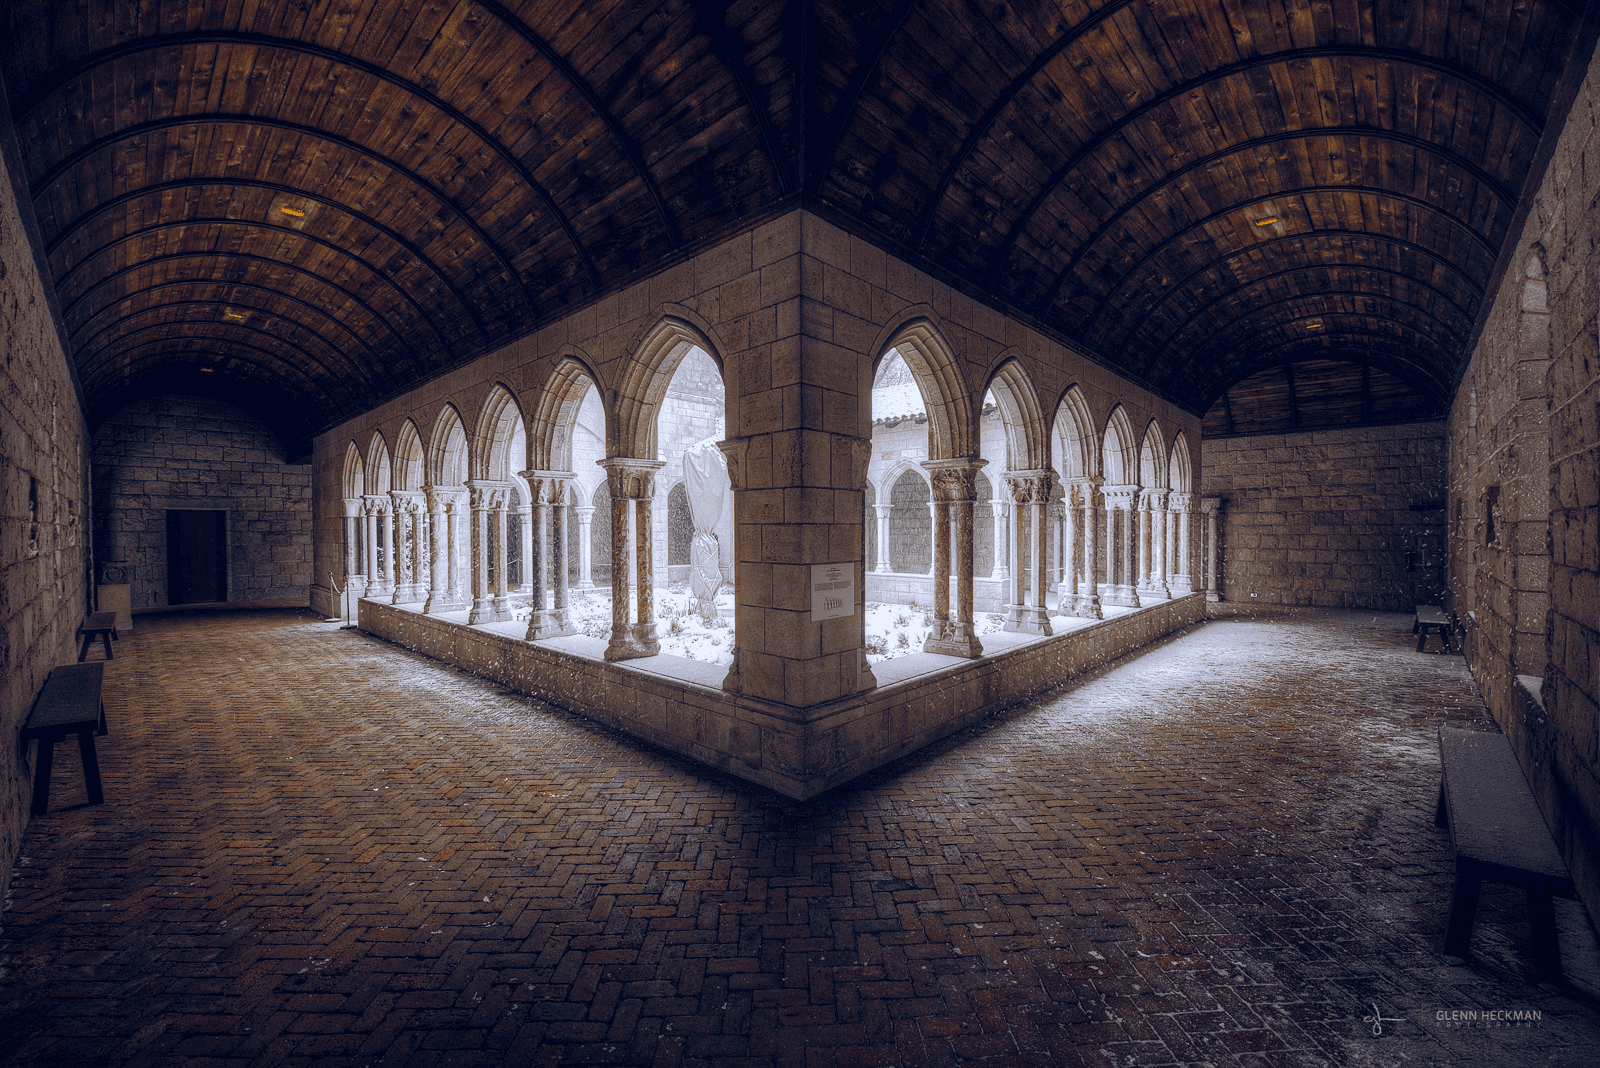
359 593 1204 798
0 133 90 895
1200 423 1446 611
92 396 313 610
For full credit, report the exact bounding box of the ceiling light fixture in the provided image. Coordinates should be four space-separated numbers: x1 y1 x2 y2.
1254 216 1278 227
1306 320 1324 330
224 310 246 320
199 366 215 373
280 206 306 217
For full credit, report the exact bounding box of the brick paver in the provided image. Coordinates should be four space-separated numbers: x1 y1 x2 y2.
2 608 1597 1066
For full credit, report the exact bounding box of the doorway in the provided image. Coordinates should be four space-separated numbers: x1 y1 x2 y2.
167 509 228 604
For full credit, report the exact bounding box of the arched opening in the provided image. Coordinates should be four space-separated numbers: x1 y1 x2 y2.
864 321 981 661
340 442 366 585
361 432 394 597
523 358 605 639
889 469 931 575
1053 386 1102 620
389 420 428 604
985 359 1051 636
1100 406 1141 607
1168 431 1195 594
1137 421 1171 598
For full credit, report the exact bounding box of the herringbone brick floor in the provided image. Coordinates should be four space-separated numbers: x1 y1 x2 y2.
2 609 1597 1067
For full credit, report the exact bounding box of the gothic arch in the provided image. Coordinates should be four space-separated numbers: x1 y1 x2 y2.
1138 420 1169 490
427 404 470 487
1169 432 1194 494
872 314 974 461
530 351 604 473
1102 406 1138 486
1052 385 1099 480
613 317 725 460
393 419 425 491
471 383 526 481
982 355 1048 472
365 431 392 493
342 440 365 498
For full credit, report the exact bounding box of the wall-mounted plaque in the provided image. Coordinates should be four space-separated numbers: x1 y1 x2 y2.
810 563 854 621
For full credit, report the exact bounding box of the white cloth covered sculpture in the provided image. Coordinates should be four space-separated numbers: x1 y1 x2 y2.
683 437 729 621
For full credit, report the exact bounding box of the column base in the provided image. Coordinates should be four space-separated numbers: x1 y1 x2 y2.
424 594 469 614
468 597 508 624
391 583 424 604
1002 605 1052 636
1206 592 1223 603
1066 592 1103 619
1171 574 1193 594
492 594 512 618
923 621 984 658
1100 584 1141 607
605 629 660 660
526 609 575 640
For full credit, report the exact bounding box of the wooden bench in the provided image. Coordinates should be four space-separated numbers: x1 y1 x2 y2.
1434 726 1576 979
1413 605 1452 652
77 610 118 662
21 662 108 816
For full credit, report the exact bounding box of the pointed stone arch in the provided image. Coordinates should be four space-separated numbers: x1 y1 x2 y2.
1102 406 1138 486
366 431 392 493
614 317 725 460
530 351 604 473
982 355 1047 472
342 440 365 498
1138 420 1169 490
1052 385 1098 479
872 314 974 461
427 404 470 487
471 383 527 481
393 419 426 490
1169 432 1194 494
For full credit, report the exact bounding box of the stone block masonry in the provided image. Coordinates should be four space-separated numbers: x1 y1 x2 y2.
91 396 312 610
1201 422 1446 612
0 131 91 896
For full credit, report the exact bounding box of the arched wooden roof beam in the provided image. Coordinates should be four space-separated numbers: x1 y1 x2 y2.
1037 127 1520 318
42 179 490 343
54 220 452 352
73 291 384 393
16 31 604 286
1108 229 1489 363
61 251 432 371
1078 190 1499 334
923 45 1542 254
32 115 541 316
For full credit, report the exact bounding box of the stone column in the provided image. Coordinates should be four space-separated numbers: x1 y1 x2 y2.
341 498 363 593
1172 493 1195 594
600 458 665 661
388 491 426 603
922 458 985 657
518 488 535 595
1136 498 1152 592
1142 489 1170 598
1071 478 1102 618
444 492 465 606
1202 496 1223 602
1100 486 1141 607
387 492 411 604
874 505 892 572
573 504 595 588
523 471 577 640
360 496 381 597
925 499 937 575
991 494 1009 582
1002 470 1054 635
466 480 513 624
423 486 449 613
1057 488 1075 610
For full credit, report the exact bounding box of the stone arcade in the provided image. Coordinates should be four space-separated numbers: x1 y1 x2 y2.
2 1 1600 1061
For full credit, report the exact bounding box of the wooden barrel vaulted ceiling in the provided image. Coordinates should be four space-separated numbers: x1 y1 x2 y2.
3 0 1590 454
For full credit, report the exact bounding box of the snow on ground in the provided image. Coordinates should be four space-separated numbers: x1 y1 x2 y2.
511 585 1147 668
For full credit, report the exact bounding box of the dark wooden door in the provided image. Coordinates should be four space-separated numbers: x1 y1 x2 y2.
166 510 227 604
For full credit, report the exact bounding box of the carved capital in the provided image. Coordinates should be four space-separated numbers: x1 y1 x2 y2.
1101 484 1140 509
521 470 575 507
1002 468 1054 504
599 458 665 500
1199 496 1223 515
1070 477 1102 509
465 479 514 511
716 438 749 492
922 457 987 502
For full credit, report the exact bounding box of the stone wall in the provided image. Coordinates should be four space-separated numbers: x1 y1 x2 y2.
1201 423 1447 611
1450 34 1600 911
91 396 312 610
0 137 91 895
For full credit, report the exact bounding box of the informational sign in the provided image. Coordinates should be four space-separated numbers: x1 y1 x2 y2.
810 563 855 621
